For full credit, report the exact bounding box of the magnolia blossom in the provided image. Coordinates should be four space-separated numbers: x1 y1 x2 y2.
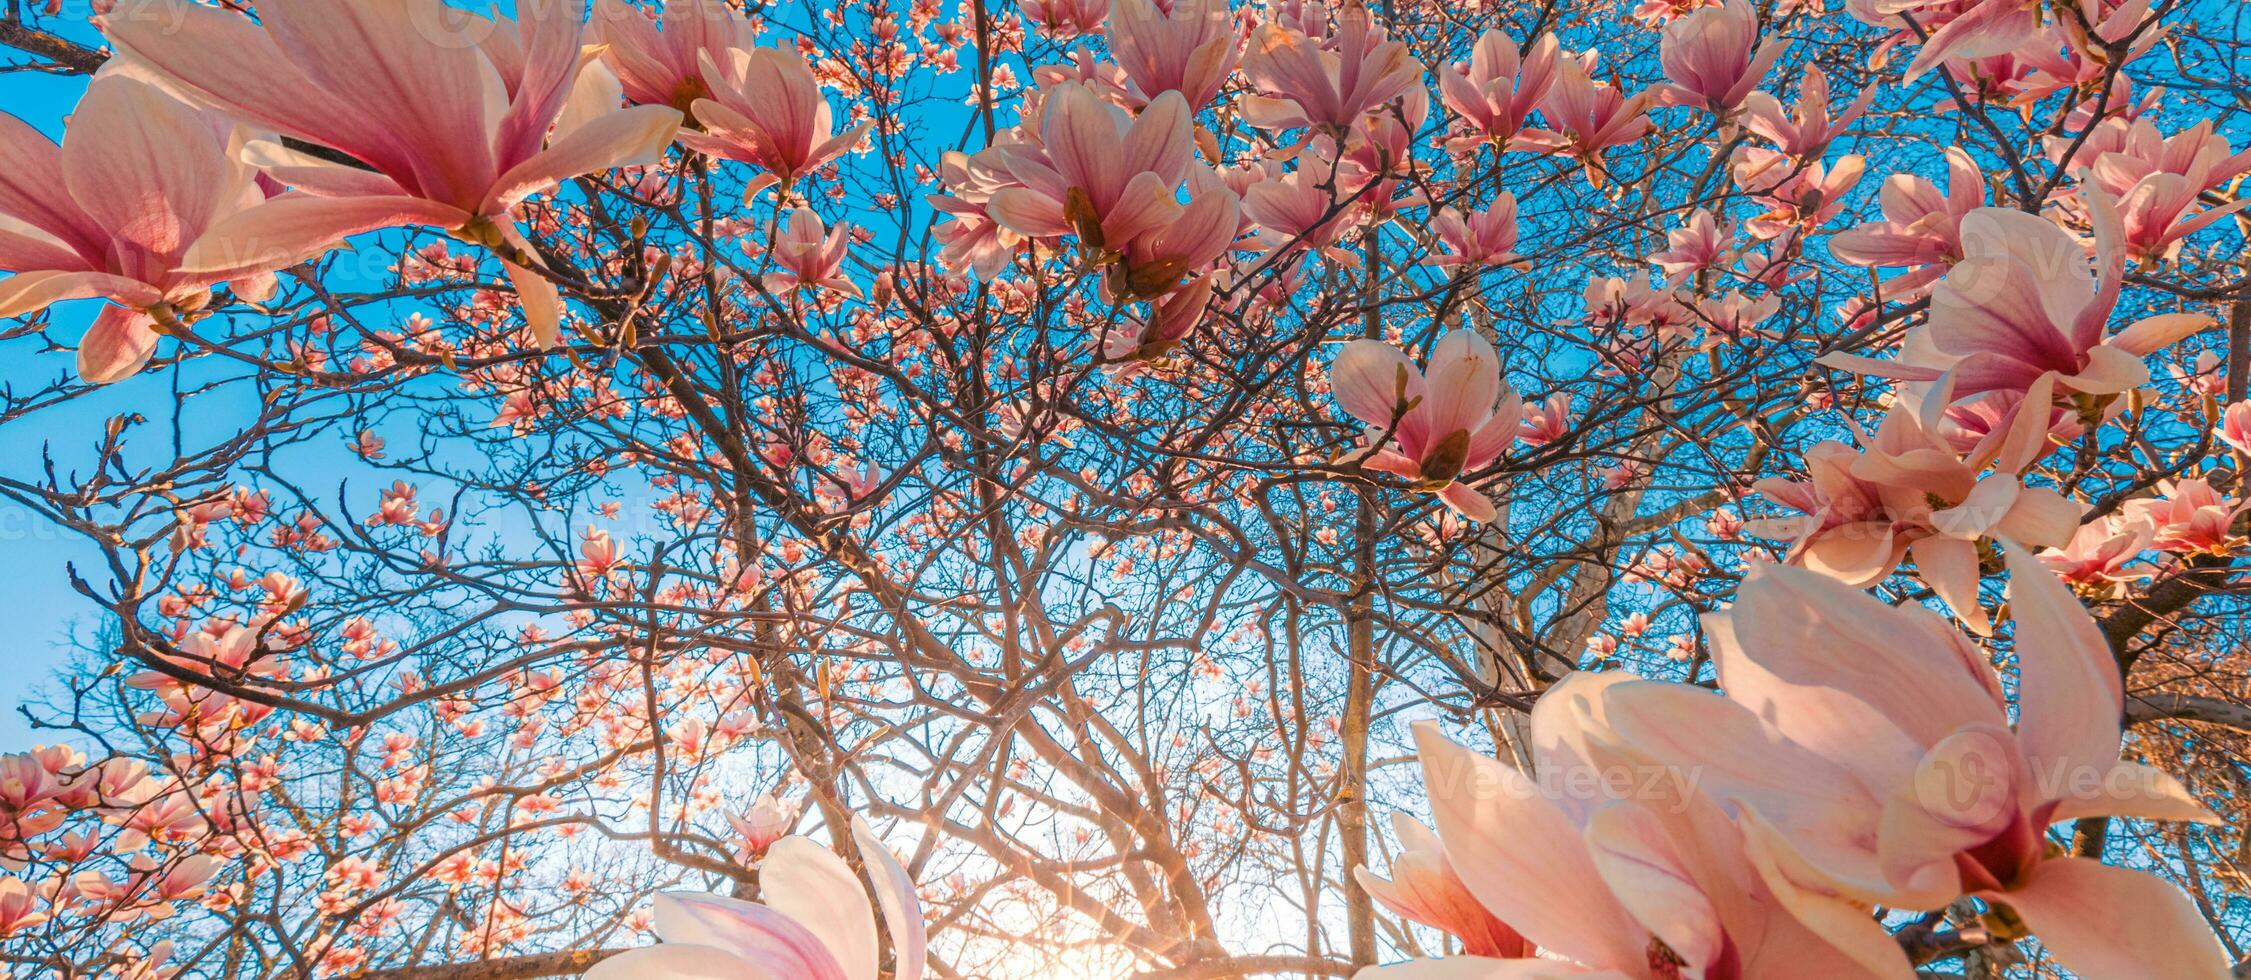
1240 6 1426 132
587 817 924 980
1598 548 2229 980
1824 200 2214 420
1330 330 1525 522
1748 400 2079 632
1105 275 1213 365
1428 194 1520 270
594 0 754 113
1828 147 1983 286
1654 0 1786 114
1439 30 1558 153
1648 208 1733 281
2058 117 2251 261
2038 515 2154 596
679 45 869 197
2123 478 2248 555
103 0 683 348
1106 0 1240 109
1520 53 1653 186
2220 399 2251 456
727 794 800 855
985 83 1193 253
1023 0 1111 38
765 210 860 298
1354 813 1531 960
0 73 271 383
1741 65 1873 160
1358 684 1907 979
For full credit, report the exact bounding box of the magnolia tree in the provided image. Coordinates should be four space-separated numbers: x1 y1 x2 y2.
0 0 2246 976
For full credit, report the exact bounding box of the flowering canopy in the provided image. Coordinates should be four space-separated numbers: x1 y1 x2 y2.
0 0 2245 977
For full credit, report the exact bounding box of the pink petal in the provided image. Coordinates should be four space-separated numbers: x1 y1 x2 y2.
1330 339 1421 432
76 304 160 384
1411 722 1646 973
0 111 103 259
849 816 925 980
177 195 470 281
1999 543 2123 793
61 76 246 262
760 837 878 980
1419 330 1504 457
1437 481 1498 522
0 269 162 317
2000 857 2230 980
487 104 683 212
650 892 848 980
582 943 777 980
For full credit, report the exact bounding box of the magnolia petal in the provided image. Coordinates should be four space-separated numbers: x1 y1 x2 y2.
2047 760 2217 825
651 892 848 980
1411 722 1646 973
502 258 562 348
849 816 926 980
1437 482 1498 523
0 269 161 317
761 837 879 980
2000 543 2124 792
582 943 776 980
2108 312 2213 358
2000 857 2231 980
1331 340 1421 432
77 305 161 385
178 195 469 280
1909 536 1989 635
488 104 683 211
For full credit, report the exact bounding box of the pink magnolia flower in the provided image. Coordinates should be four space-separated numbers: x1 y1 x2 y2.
1111 170 1240 299
593 0 755 113
765 210 860 298
1825 200 2215 406
103 0 683 348
1654 0 1787 115
1428 194 1521 269
727 794 799 855
1748 400 2079 632
678 45 869 198
1517 393 1572 446
1359 688 1907 979
1519 53 1653 187
0 875 46 937
1106 0 1241 110
1648 208 1733 281
2219 399 2251 456
1024 0 1111 38
1733 148 1863 240
1851 0 2042 81
2122 478 2248 555
1242 140 1370 261
1439 30 1558 153
1741 65 1873 160
1828 147 1983 282
1240 6 1426 132
0 74 272 383
1598 548 2229 980
1353 812 1533 960
984 83 1194 254
2056 118 2251 263
1329 330 1525 522
586 818 925 980
2037 515 2154 597
1104 275 1213 364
